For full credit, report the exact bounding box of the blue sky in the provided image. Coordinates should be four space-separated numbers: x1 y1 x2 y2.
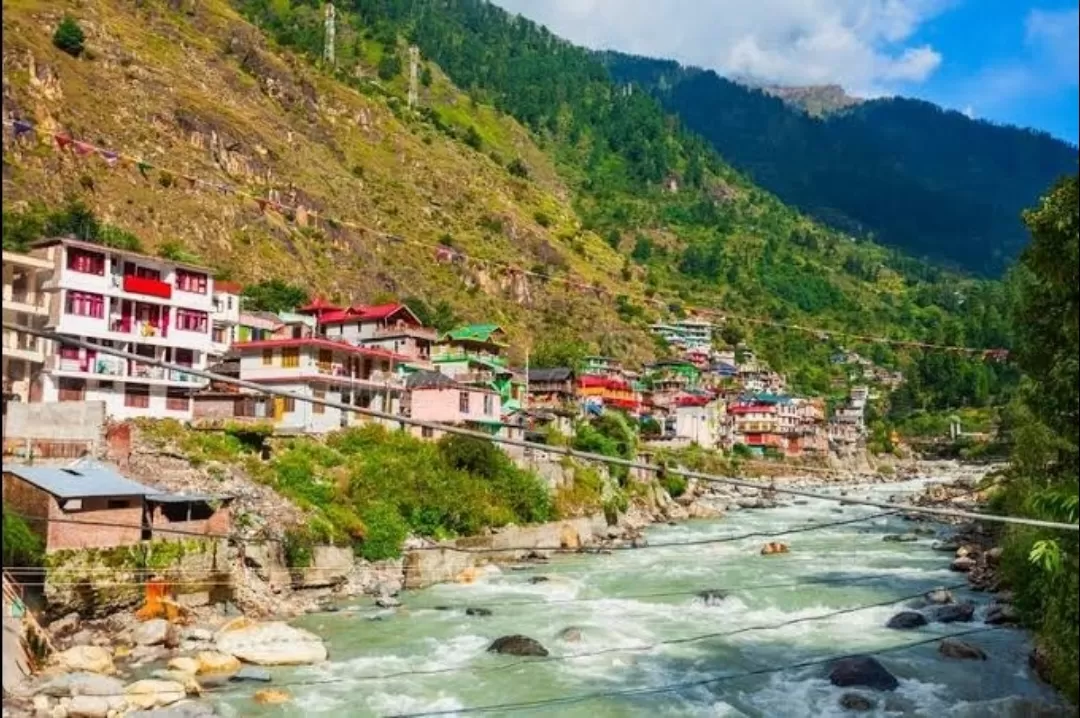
494 0 1079 144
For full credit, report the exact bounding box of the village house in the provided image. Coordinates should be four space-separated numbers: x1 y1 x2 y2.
235 311 283 342
31 237 214 420
526 368 576 412
576 375 641 416
232 337 405 433
2 459 231 552
672 394 724 447
434 324 524 415
314 302 436 370
3 250 54 404
209 281 242 360
192 354 272 423
400 370 506 440
728 394 789 454
579 355 623 377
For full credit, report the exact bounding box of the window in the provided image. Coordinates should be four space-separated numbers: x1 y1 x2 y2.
65 291 105 318
281 347 300 368
60 346 81 361
282 396 296 412
124 383 150 409
312 385 326 414
317 349 332 372
459 391 470 414
212 326 227 343
166 389 190 412
175 269 208 294
262 348 275 366
175 309 208 333
421 427 434 439
483 394 494 416
57 377 85 402
131 264 161 280
173 348 194 366
227 296 234 310
67 248 105 275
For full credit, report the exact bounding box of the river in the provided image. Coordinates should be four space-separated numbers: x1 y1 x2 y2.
213 478 1068 717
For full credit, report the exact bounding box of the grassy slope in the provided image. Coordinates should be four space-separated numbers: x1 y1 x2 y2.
2 0 999 377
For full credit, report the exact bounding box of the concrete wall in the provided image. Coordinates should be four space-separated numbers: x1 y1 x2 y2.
39 379 194 422
407 387 500 424
4 400 105 441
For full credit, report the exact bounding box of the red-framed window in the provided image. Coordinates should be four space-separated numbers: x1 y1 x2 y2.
175 309 208 333
58 377 86 402
67 248 106 275
65 291 105 318
165 389 191 412
175 269 208 294
124 383 151 409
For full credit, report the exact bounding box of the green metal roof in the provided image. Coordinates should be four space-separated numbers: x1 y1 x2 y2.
444 324 506 343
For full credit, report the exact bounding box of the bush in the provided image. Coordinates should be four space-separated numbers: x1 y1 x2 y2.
2 508 43 566
507 158 529 179
533 211 552 228
463 125 483 150
377 52 402 80
53 16 85 57
662 473 688 498
359 502 409 561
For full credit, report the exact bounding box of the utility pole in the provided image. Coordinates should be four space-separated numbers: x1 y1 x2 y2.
407 45 420 108
323 3 336 68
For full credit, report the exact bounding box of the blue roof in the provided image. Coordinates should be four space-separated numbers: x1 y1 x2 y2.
2 459 157 499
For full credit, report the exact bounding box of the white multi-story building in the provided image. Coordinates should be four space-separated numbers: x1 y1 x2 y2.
232 337 405 433
3 251 54 403
33 237 214 420
210 281 242 359
649 318 713 350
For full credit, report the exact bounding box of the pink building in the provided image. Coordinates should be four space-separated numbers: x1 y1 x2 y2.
401 370 502 440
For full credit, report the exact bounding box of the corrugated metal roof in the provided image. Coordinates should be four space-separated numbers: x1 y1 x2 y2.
3 460 157 499
147 493 232 504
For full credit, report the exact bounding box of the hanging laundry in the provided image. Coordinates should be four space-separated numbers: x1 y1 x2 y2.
12 119 34 137
54 134 74 150
73 141 95 157
100 150 119 167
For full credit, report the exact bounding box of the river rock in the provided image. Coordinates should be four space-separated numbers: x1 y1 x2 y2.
214 622 327 666
125 701 218 718
195 651 241 675
253 689 290 705
827 656 899 691
180 628 214 643
697 589 729 606
925 588 954 605
931 603 975 624
133 619 177 648
557 627 583 643
986 547 1004 565
167 658 200 676
932 541 961 552
487 635 548 657
53 646 116 675
882 534 918 543
229 667 272 683
950 556 976 573
737 498 776 509
839 692 875 711
49 613 82 639
939 638 987 660
67 694 121 717
36 673 125 698
124 680 186 709
885 611 927 630
465 607 492 617
528 576 550 584
985 603 1019 625
375 596 401 609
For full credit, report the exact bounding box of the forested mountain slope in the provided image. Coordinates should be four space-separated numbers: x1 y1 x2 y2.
1 0 1010 395
601 51 1078 276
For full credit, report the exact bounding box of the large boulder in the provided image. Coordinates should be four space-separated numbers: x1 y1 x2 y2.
985 603 1019 625
125 702 219 718
827 656 899 691
124 680 187 710
950 556 976 573
931 603 975 624
48 612 82 639
939 639 987 660
885 612 927 630
53 646 116 675
215 622 327 666
487 635 549 657
924 588 954 605
133 619 177 648
557 627 583 643
167 657 201 675
195 651 241 675
35 673 124 698
68 694 124 717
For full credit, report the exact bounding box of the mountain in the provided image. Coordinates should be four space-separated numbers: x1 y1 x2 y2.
600 52 1078 276
758 85 861 116
1 0 1012 398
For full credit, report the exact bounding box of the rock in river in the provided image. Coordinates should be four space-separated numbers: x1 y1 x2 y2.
950 556 976 573
133 619 178 647
557 627 583 643
939 638 987 660
882 534 918 543
465 607 493 617
828 656 899 691
215 621 327 666
931 603 975 624
487 635 549 657
885 611 928 630
697 589 729 606
52 646 115 675
839 692 875 711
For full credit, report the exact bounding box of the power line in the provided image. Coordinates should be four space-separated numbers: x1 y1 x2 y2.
385 626 999 717
250 583 970 688
5 322 1067 531
1 119 1005 356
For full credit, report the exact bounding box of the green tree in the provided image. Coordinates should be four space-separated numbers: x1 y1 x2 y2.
531 337 589 369
2 507 43 567
53 15 86 57
242 279 309 313
377 51 402 81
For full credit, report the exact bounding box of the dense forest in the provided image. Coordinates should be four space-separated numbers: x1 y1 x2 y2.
601 52 1078 276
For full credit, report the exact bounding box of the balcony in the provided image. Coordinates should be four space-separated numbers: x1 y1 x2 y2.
122 275 173 300
3 288 49 314
55 355 125 376
373 325 438 340
3 331 45 360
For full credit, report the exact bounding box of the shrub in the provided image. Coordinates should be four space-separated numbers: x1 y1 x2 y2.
2 508 43 566
463 125 483 150
53 16 85 57
662 473 688 498
359 502 409 561
507 157 529 179
533 210 552 228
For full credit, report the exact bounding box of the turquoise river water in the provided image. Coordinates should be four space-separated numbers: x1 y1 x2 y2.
210 479 1069 717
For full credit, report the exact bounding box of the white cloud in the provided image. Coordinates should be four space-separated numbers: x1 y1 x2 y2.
1025 8 1080 85
491 0 951 94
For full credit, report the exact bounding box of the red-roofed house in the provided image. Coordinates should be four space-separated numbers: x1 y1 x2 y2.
233 338 407 433
320 303 436 368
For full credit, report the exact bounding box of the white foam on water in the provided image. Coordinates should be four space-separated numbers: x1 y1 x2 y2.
365 691 465 717
743 672 952 718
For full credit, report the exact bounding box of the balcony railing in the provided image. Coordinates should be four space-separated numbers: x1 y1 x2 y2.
122 274 173 299
3 332 41 354
373 325 438 340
